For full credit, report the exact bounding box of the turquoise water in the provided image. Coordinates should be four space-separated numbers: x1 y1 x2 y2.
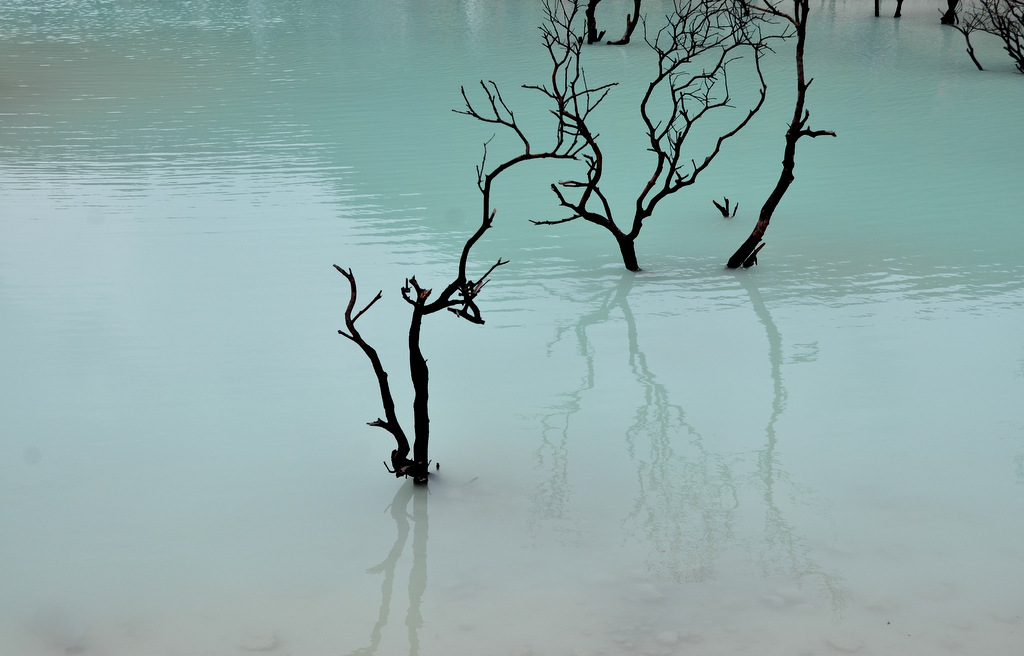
2 1 1023 654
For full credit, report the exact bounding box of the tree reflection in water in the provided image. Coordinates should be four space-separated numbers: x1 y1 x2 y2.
617 271 740 584
535 269 846 611
529 277 611 532
345 482 428 656
739 274 846 615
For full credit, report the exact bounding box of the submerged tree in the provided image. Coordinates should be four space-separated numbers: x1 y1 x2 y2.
335 172 510 486
955 0 1024 72
459 0 783 272
338 32 592 483
726 0 836 269
334 230 505 483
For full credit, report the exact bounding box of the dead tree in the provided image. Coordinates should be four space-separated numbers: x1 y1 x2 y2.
461 0 782 272
335 197 508 483
726 0 836 269
337 24 594 484
334 236 505 483
985 0 1024 72
557 0 779 271
957 0 1024 72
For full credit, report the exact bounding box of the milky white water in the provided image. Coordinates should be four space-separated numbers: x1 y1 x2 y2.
2 1 1023 654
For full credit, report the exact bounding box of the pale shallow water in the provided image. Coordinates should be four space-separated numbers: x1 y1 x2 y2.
2 1 1023 655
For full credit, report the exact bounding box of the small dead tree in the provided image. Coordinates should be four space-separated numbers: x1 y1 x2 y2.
334 230 505 484
462 0 783 272
713 197 738 217
338 32 591 484
726 0 836 269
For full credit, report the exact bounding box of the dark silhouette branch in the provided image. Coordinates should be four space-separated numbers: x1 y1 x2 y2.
713 197 738 217
726 0 836 269
609 0 644 44
584 0 644 45
941 0 960 25
585 0 607 43
526 0 785 271
334 265 414 476
951 6 988 70
336 132 511 485
460 0 786 272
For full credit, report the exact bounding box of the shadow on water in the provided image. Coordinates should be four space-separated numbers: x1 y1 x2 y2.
345 482 428 656
534 270 846 611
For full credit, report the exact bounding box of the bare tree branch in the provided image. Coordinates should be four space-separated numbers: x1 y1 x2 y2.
727 0 836 269
609 0 644 44
545 0 786 270
333 264 413 474
458 0 786 273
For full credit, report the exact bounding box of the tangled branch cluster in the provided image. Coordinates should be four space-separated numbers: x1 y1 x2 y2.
955 0 1024 72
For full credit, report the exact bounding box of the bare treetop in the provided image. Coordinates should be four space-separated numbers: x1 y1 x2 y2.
458 0 787 271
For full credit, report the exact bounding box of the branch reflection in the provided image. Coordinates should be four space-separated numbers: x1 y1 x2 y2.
346 482 428 656
739 273 846 614
530 276 619 529
535 269 846 612
618 271 739 584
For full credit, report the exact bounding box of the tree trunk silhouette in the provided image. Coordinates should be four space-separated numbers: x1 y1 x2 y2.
608 0 643 45
941 0 958 24
727 0 835 269
408 291 430 483
616 232 641 272
585 0 607 43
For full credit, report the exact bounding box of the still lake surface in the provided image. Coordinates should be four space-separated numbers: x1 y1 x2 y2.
2 1 1023 654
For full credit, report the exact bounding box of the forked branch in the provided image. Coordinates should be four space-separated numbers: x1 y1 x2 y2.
333 264 413 472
